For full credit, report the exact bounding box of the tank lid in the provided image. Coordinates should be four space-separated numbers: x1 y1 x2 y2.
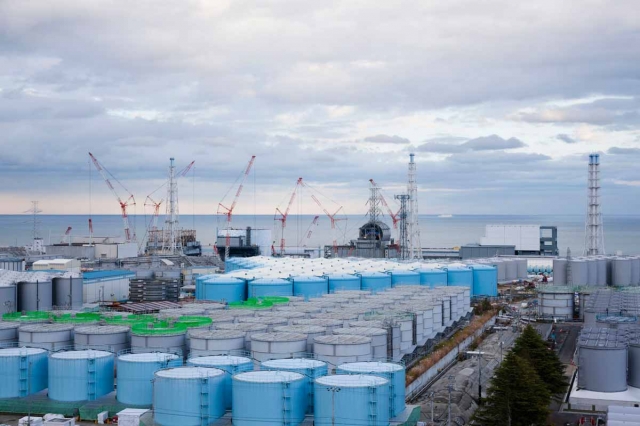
74 325 129 334
316 374 388 387
333 327 386 337
215 322 268 332
52 350 113 359
189 330 246 339
262 358 326 369
257 311 306 319
155 366 225 379
251 332 307 342
0 322 20 330
233 370 304 383
338 361 404 373
19 323 74 332
189 355 252 366
314 335 372 345
118 352 180 362
272 325 326 334
238 317 288 325
293 318 343 327
0 347 46 356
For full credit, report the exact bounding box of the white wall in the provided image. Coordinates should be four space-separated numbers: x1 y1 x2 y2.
480 225 540 251
117 243 138 259
84 277 130 303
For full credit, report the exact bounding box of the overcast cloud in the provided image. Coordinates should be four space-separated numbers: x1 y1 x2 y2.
0 0 639 216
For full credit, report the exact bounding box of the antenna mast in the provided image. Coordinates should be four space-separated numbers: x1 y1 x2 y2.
407 153 422 259
584 153 605 256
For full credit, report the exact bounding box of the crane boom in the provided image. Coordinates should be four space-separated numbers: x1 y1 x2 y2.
299 215 320 247
274 178 303 255
88 152 136 243
217 155 256 260
179 161 195 177
369 179 400 229
304 184 344 255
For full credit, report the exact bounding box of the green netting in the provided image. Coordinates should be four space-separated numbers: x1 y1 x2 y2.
176 315 213 328
2 311 51 322
0 391 81 417
131 320 187 335
261 296 290 304
52 312 103 324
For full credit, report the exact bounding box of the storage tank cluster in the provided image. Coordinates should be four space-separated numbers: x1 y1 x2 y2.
201 255 498 300
552 256 640 286
576 327 640 393
582 289 640 327
0 270 82 314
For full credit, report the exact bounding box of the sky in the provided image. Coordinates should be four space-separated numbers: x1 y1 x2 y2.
1 0 639 217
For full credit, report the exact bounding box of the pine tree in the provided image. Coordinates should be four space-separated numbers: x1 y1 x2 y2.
473 352 551 426
512 325 568 396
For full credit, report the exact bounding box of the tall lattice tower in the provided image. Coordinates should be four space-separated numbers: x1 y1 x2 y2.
395 194 410 260
162 158 181 255
584 153 605 256
368 181 382 224
407 153 422 259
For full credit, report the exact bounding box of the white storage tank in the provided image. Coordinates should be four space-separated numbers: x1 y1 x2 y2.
237 316 289 332
214 322 268 350
188 329 246 357
0 322 20 346
19 324 74 351
272 325 326 353
539 290 574 320
313 335 372 370
232 371 307 426
314 374 390 426
130 322 187 356
251 332 308 361
49 350 114 401
261 358 328 414
74 325 130 352
0 347 48 398
333 327 388 360
256 310 306 324
292 318 344 334
153 367 226 426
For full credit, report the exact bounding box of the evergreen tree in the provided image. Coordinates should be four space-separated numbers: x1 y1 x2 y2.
512 325 568 396
473 352 551 426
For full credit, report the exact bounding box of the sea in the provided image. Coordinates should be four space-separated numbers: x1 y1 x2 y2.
1 214 639 256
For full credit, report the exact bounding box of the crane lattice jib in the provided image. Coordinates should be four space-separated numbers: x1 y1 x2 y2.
275 178 303 254
369 179 400 228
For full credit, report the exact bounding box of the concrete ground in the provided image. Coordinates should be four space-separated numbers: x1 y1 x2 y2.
413 327 519 425
0 414 96 425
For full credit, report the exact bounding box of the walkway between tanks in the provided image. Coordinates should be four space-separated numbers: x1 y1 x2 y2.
412 327 519 425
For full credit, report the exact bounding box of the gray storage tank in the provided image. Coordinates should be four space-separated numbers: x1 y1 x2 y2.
627 333 640 388
19 323 74 351
17 280 53 311
568 259 588 286
74 325 130 352
578 331 628 392
613 258 632 286
0 285 17 314
0 322 20 346
52 277 83 310
552 259 567 285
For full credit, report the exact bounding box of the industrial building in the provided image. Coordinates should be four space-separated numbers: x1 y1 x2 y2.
479 224 559 256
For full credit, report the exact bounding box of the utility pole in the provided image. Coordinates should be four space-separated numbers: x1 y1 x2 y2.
427 391 435 425
467 350 486 405
447 375 455 426
407 153 422 259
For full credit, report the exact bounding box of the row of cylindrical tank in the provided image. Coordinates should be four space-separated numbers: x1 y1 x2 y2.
0 346 404 426
0 285 471 363
198 264 497 301
0 277 83 315
577 328 640 393
553 256 640 286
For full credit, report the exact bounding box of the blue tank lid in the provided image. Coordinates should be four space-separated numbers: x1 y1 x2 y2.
415 268 446 273
325 274 359 280
204 276 246 283
357 271 388 278
290 275 327 283
250 278 290 285
469 265 496 271
387 270 420 276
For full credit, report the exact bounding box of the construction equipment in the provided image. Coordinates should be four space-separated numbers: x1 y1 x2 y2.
298 215 320 247
302 182 345 256
369 179 400 229
274 178 303 255
88 152 137 243
62 227 72 245
217 156 256 260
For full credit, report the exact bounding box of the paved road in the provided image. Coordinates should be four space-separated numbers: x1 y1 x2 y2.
548 324 583 426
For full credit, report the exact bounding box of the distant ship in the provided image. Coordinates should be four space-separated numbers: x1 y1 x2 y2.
438 214 453 218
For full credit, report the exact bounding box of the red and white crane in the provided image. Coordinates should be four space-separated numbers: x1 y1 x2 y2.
298 215 320 247
88 152 136 243
369 179 400 229
217 155 256 260
274 177 303 255
302 182 345 255
62 226 72 245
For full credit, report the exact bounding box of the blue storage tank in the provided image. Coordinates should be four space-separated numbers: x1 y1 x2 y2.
0 347 48 398
325 274 361 292
247 278 293 298
198 276 247 303
154 367 226 426
291 276 328 300
49 350 114 402
470 265 498 297
187 355 253 409
446 267 473 290
261 358 328 414
336 361 405 418
388 270 420 287
117 352 182 406
314 374 390 426
194 274 216 299
232 371 307 426
415 268 448 288
359 272 392 293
